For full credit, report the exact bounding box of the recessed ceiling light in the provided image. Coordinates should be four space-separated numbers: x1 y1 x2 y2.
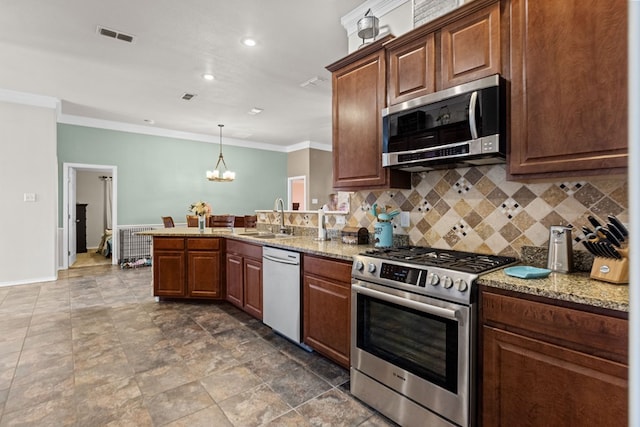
242 37 257 47
248 107 263 115
202 73 214 81
144 119 155 124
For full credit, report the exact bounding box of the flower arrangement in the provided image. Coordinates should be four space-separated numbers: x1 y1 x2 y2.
189 201 211 217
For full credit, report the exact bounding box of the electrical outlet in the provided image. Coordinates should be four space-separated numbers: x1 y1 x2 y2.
312 198 318 204
23 193 36 202
336 215 345 225
259 213 266 221
400 211 410 227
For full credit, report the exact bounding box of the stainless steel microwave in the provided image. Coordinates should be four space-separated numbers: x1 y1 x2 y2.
382 74 506 171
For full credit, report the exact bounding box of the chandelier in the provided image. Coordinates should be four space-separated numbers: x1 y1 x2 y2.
206 124 235 182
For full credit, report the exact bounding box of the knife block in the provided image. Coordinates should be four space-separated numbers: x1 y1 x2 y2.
590 256 629 284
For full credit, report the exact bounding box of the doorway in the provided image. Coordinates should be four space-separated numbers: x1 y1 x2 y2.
287 176 306 210
62 163 118 269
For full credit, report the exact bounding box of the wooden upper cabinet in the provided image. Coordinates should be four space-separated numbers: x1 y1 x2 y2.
440 1 501 89
387 32 436 105
326 36 410 190
508 0 628 178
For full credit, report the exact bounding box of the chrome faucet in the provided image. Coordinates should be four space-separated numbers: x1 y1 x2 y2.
273 197 287 234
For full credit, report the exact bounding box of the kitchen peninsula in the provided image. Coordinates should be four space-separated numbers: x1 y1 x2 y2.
141 227 629 312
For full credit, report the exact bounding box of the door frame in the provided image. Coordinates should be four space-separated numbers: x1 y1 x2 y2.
62 162 118 269
287 175 307 210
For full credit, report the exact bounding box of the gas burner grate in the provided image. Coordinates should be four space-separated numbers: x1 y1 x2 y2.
363 246 517 274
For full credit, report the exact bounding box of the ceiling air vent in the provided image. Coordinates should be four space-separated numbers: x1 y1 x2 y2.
97 26 135 43
181 93 197 101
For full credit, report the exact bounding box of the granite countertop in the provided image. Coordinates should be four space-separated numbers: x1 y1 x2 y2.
141 228 629 312
139 227 371 262
479 269 629 313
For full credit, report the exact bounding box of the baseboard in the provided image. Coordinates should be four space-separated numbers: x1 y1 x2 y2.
0 275 58 287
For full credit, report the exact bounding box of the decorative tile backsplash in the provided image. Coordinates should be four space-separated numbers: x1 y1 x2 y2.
260 165 628 258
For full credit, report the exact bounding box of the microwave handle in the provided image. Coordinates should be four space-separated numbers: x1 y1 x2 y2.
468 90 478 140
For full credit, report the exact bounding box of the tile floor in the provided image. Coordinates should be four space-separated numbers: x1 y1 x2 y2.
0 265 397 426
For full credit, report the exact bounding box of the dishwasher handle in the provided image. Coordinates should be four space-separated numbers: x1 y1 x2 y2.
263 253 300 265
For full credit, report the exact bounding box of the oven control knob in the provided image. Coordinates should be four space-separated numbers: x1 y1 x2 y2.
354 260 364 271
454 278 468 292
441 276 453 289
367 263 377 273
427 273 439 286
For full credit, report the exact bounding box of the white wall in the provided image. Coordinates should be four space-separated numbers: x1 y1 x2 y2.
0 100 58 285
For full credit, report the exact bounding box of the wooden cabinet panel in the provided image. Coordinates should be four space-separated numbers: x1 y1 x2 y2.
243 258 263 320
326 36 410 190
480 287 628 426
387 33 436 105
482 291 628 363
153 237 222 300
153 237 184 250
225 240 263 319
153 250 185 297
303 274 350 368
303 254 351 368
483 326 627 426
187 251 221 298
225 253 243 308
440 1 500 89
508 0 627 178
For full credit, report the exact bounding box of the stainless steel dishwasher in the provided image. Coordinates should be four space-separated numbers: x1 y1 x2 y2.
262 246 311 351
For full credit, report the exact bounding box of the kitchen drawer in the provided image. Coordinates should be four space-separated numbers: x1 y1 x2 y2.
481 291 628 363
187 237 220 251
153 237 185 250
226 239 262 260
303 255 351 284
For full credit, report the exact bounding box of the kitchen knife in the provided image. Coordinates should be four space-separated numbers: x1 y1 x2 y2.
606 222 625 243
597 227 622 247
599 241 622 259
607 215 629 237
582 241 599 257
588 239 608 257
587 215 604 229
582 225 594 236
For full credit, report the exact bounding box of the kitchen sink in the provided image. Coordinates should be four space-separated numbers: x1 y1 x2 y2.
235 231 297 239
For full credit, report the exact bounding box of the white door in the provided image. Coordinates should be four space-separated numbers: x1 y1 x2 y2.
68 167 77 266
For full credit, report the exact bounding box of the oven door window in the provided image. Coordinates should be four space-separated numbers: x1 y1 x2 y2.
356 293 458 393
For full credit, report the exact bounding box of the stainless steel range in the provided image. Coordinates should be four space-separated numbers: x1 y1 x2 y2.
350 246 516 427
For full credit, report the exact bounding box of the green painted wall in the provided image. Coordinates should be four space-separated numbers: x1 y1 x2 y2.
57 124 287 225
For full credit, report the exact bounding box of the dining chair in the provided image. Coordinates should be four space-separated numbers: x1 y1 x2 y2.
209 215 235 228
161 216 175 228
186 215 199 227
244 215 258 228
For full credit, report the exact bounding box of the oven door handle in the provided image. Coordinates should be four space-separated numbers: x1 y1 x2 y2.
353 284 461 322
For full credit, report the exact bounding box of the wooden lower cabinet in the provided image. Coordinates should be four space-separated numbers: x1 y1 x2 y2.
153 237 222 299
480 287 628 426
302 255 351 368
225 253 243 307
225 240 263 319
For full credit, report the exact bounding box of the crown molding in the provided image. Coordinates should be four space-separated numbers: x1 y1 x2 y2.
0 88 60 110
285 141 332 153
57 113 311 153
341 0 410 36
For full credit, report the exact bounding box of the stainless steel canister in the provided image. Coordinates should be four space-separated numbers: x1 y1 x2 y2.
547 225 573 273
